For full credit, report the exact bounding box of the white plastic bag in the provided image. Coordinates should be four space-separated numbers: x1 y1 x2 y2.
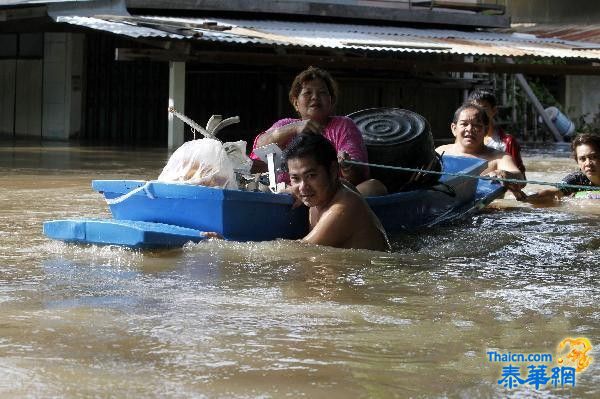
223 140 253 174
158 138 238 189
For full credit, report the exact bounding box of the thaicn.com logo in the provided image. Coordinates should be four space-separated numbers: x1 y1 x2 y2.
487 337 593 390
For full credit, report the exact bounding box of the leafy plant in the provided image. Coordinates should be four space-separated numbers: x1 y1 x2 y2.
578 105 600 133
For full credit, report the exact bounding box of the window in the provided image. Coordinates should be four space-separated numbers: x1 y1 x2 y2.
0 34 17 58
0 33 43 58
19 33 43 58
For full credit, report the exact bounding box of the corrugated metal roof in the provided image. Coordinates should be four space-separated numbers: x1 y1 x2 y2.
54 16 272 44
54 16 186 39
53 15 600 60
511 24 600 46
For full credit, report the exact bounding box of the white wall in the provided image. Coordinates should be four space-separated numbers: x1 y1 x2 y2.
565 75 600 123
15 59 43 137
42 33 69 140
0 33 83 140
42 32 84 140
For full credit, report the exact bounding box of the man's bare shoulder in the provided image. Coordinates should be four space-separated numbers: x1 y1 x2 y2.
496 152 523 175
463 146 504 161
435 144 455 154
481 149 519 171
327 186 367 214
483 147 507 161
304 187 367 246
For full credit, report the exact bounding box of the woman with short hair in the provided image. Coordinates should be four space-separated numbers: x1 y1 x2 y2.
251 66 386 196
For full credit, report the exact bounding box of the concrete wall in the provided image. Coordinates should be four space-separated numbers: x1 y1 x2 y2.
41 32 84 140
565 76 600 124
0 33 83 140
0 59 43 138
43 33 70 140
507 0 600 24
15 59 43 137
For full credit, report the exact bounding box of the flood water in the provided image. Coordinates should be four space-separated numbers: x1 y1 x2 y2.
0 142 598 398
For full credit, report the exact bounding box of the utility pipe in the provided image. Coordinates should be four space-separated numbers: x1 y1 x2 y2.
506 58 563 142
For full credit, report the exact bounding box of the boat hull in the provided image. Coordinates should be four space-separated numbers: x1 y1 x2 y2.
43 219 207 248
92 180 309 241
90 155 499 241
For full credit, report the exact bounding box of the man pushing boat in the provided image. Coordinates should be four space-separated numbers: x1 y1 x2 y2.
516 132 600 202
282 133 390 251
435 103 525 194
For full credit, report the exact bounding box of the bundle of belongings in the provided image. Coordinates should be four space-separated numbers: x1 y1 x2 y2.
158 109 268 191
158 138 252 189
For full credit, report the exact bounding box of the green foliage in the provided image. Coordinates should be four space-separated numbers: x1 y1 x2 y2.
527 78 562 109
578 105 600 133
515 58 567 66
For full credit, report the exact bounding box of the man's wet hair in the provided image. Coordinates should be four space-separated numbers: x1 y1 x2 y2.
571 132 600 159
282 133 338 172
467 89 497 108
452 103 489 127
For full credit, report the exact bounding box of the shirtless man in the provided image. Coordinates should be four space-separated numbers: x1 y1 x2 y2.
282 133 389 251
467 89 526 176
436 104 525 192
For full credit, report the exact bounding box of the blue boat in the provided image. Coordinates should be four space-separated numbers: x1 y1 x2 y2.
43 155 505 248
43 219 209 248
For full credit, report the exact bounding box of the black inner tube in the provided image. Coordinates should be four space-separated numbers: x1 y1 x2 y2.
350 108 427 147
348 107 441 193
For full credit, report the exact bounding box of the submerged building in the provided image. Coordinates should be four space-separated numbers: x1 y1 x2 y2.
1 0 599 147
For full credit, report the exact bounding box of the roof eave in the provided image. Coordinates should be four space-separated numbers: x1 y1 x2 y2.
125 0 510 29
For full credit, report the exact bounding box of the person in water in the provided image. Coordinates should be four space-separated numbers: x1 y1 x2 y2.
467 89 526 176
435 103 525 193
251 66 387 196
282 133 389 251
516 133 600 202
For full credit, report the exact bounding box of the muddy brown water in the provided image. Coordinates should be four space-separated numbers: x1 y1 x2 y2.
0 143 598 398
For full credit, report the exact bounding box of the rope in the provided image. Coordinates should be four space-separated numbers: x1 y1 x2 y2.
105 181 155 205
344 160 600 191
